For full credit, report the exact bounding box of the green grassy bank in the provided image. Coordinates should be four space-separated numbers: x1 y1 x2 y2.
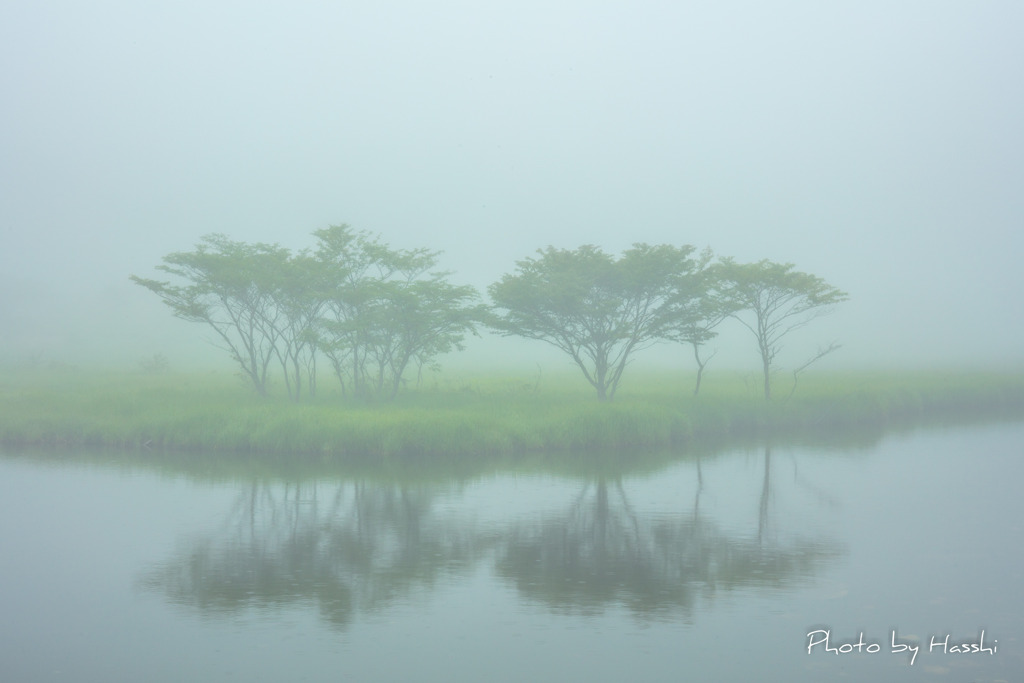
1 368 1023 457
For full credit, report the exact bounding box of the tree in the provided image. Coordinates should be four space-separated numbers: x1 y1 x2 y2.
264 251 328 401
661 247 738 396
714 258 847 400
134 226 481 402
488 243 700 401
130 235 290 397
311 225 397 400
312 225 483 401
364 273 483 400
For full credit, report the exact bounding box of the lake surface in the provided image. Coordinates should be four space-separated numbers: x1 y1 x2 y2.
1 421 1022 682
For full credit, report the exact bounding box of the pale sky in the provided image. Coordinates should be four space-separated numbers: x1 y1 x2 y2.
2 1 1022 372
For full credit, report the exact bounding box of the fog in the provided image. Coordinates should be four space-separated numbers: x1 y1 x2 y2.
3 1 1022 373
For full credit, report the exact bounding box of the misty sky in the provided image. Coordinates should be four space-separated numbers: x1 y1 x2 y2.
2 1 1022 372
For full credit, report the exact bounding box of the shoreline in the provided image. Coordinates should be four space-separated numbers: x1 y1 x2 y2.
2 369 1022 458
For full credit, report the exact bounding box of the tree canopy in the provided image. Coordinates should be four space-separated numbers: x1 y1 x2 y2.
130 235 289 397
134 226 848 404
713 258 848 399
488 243 702 401
657 247 738 396
311 225 484 401
132 226 483 401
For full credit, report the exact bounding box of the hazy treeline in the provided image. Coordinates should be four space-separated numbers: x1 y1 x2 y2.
132 225 846 402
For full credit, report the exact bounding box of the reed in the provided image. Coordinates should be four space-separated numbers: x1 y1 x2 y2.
1 367 1022 457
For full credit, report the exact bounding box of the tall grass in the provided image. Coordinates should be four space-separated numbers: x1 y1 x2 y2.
1 367 1022 458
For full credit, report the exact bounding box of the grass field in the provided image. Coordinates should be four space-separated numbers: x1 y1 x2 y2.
1 367 1022 458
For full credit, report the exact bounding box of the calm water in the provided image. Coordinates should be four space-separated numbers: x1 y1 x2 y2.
1 421 1022 682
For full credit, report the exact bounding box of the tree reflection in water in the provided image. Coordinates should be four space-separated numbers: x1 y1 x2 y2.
140 480 482 629
140 447 841 629
496 450 838 620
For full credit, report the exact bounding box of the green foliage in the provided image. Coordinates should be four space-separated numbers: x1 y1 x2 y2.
133 226 484 403
4 369 1020 458
714 258 848 399
311 225 485 402
488 243 702 401
659 247 737 396
131 227 854 407
130 235 292 397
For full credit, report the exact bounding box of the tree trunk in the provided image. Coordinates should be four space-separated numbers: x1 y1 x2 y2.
762 353 771 400
692 342 706 396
